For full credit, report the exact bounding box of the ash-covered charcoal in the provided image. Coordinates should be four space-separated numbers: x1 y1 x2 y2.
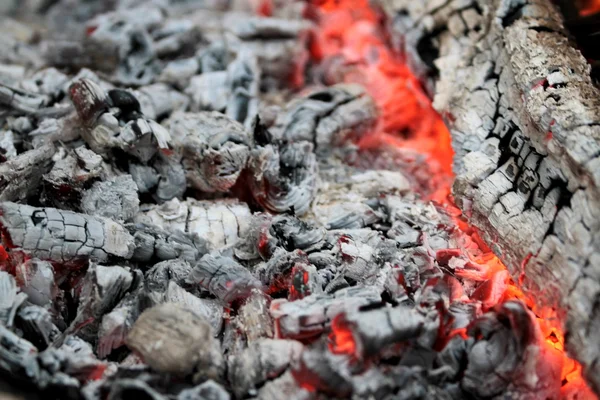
125 303 223 381
0 202 135 264
247 140 318 216
269 214 326 252
0 324 40 384
236 289 274 342
234 212 276 261
0 144 56 202
227 338 303 399
0 83 53 114
0 270 28 327
69 79 170 161
141 259 194 307
165 281 224 334
97 287 141 359
65 263 134 345
271 286 381 340
135 198 251 249
81 175 140 221
41 146 112 210
132 83 190 121
328 305 439 359
225 51 260 128
255 370 313 400
166 111 251 193
150 151 187 202
255 248 322 297
16 305 61 351
177 380 230 400
127 222 209 263
271 84 376 152
188 254 263 304
14 259 57 308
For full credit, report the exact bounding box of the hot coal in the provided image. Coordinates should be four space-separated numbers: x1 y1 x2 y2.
0 0 590 399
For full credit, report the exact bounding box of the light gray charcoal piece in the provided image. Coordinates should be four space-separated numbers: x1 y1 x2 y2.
186 71 230 113
0 324 40 384
159 57 201 89
69 79 171 162
83 10 159 85
268 214 326 253
271 84 377 153
97 286 142 359
16 305 61 351
141 259 194 308
165 281 224 335
379 0 600 390
188 254 263 304
126 303 223 381
0 271 28 327
151 18 204 59
135 198 252 250
133 83 190 121
254 248 317 295
177 380 230 400
166 111 252 193
14 259 57 308
225 51 260 128
0 129 17 159
127 222 209 263
234 212 276 261
102 379 167 400
248 140 317 216
0 82 52 114
81 175 140 222
256 370 314 400
227 338 303 399
41 146 110 210
237 289 274 342
0 144 56 202
19 68 69 100
66 264 133 345
29 115 83 149
0 202 135 264
152 151 187 203
270 286 381 340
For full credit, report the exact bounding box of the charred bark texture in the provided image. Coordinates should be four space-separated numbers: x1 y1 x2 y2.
380 0 600 391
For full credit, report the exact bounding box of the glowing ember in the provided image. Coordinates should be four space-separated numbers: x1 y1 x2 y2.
307 0 595 396
580 0 600 16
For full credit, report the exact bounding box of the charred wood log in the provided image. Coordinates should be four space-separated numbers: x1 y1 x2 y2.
380 0 600 390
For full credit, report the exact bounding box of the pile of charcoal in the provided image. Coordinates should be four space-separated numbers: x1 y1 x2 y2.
0 0 569 399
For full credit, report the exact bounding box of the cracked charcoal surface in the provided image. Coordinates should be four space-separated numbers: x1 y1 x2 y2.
0 0 594 399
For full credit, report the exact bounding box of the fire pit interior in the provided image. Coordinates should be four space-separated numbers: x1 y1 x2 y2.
0 0 599 399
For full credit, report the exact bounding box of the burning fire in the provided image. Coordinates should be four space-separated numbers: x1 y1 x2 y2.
305 0 595 397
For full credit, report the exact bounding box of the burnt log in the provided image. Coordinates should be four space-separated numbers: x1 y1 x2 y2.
379 0 600 391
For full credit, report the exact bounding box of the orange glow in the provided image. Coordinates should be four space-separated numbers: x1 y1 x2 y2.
580 0 600 16
308 0 596 397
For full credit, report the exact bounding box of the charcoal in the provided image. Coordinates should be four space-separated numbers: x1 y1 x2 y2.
14 259 57 307
225 51 260 128
166 111 251 193
227 338 303 399
188 254 262 304
66 264 133 345
0 271 28 327
0 324 40 383
97 288 141 359
177 380 230 400
20 68 69 100
135 198 252 249
0 202 135 264
0 83 52 114
104 379 167 400
159 57 201 89
269 214 326 252
234 212 276 261
17 305 60 351
0 144 56 202
152 151 187 202
127 223 209 263
152 19 204 59
430 336 471 383
125 303 223 380
187 72 230 112
271 286 381 340
81 175 140 221
142 259 193 307
236 289 274 342
0 130 17 159
133 83 190 121
247 141 318 216
165 281 224 334
129 163 160 194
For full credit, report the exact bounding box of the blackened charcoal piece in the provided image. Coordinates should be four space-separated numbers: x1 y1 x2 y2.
15 259 57 307
126 303 223 380
84 14 158 85
0 271 27 327
329 306 429 359
189 254 262 304
0 144 56 202
167 111 251 193
107 89 142 121
272 84 376 150
177 380 230 400
127 223 209 263
462 300 541 398
135 198 252 250
227 339 303 399
248 141 317 216
16 305 61 351
66 264 133 344
269 214 326 252
237 289 274 342
0 202 135 264
81 175 140 221
0 324 40 383
0 83 52 114
271 286 381 340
